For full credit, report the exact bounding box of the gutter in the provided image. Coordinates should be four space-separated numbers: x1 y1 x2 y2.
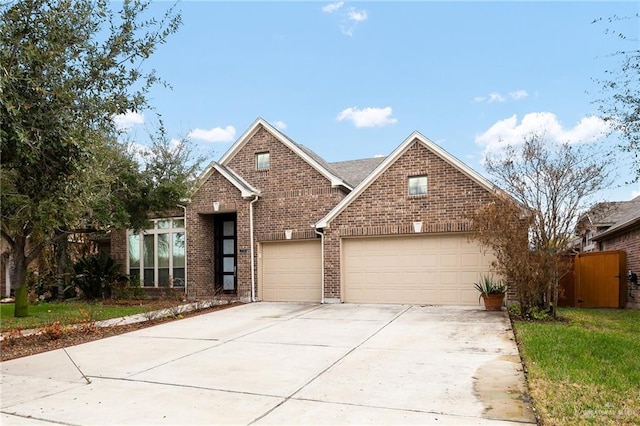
249 195 259 302
314 227 325 304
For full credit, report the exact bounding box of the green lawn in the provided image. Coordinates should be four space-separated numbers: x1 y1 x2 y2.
513 308 640 425
0 301 175 332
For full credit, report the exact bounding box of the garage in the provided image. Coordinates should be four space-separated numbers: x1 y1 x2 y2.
260 240 322 302
342 234 494 305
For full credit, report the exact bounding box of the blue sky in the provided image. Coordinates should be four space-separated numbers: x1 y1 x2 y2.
114 1 640 201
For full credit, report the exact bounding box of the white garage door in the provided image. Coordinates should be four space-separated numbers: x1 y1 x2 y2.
343 234 494 305
260 240 321 302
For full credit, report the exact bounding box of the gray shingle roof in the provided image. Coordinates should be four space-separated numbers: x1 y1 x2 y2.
591 195 640 239
329 157 386 187
292 139 385 187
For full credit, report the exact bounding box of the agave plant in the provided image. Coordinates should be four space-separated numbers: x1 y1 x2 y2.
474 274 507 295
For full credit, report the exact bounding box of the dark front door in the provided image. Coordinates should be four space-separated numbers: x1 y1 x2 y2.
215 214 237 293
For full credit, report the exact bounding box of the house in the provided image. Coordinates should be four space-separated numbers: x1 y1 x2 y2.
111 118 501 305
577 196 640 308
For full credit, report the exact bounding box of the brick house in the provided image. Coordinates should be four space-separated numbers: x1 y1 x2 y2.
112 118 501 305
577 196 640 308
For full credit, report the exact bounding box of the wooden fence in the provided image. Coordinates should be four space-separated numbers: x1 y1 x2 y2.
559 250 627 308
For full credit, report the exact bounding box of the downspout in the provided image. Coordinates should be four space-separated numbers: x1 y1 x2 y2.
314 228 325 304
250 195 259 302
177 204 187 298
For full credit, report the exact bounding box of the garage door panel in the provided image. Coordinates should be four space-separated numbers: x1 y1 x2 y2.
440 254 458 267
343 235 495 305
261 240 321 302
460 253 481 267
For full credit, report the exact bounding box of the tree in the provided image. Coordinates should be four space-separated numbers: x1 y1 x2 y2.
469 195 544 318
471 134 613 318
593 14 640 181
0 0 183 316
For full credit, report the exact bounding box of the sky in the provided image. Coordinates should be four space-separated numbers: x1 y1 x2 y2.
114 1 640 201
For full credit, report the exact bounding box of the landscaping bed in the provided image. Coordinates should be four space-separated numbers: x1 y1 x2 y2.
0 300 239 362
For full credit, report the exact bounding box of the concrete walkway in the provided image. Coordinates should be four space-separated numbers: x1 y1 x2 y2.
1 303 536 425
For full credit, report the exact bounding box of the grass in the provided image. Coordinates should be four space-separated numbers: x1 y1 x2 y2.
0 300 178 332
513 308 640 425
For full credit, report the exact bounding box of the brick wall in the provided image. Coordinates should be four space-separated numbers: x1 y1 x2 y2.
110 229 127 274
323 140 494 299
227 127 346 236
187 168 248 299
600 226 640 308
187 125 346 300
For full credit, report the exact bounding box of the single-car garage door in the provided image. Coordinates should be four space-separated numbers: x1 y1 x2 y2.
260 240 321 302
343 234 494 305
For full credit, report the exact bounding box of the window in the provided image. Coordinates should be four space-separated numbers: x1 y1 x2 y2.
128 218 185 288
256 152 270 170
408 175 428 196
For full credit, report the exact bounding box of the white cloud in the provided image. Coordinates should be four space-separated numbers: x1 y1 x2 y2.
188 125 236 143
488 92 506 103
337 106 397 128
631 188 640 200
348 8 367 22
274 120 287 130
475 112 611 156
322 1 343 13
509 90 529 100
562 116 611 144
323 3 367 36
113 110 144 131
473 90 528 104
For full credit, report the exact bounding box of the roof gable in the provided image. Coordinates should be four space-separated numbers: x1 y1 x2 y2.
316 131 497 228
193 162 260 199
218 118 352 190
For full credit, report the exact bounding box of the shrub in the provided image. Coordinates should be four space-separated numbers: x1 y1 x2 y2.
72 254 126 300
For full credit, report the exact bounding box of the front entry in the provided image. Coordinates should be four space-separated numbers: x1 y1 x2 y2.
215 214 237 293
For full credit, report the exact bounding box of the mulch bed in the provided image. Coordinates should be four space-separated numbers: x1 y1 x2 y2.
0 302 240 362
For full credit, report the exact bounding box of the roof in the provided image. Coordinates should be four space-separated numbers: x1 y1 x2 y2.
592 195 640 240
316 131 498 229
193 162 261 199
581 201 629 227
218 118 352 190
329 157 386 187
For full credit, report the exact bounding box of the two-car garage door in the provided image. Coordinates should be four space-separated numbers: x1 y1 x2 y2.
343 234 494 305
259 234 494 305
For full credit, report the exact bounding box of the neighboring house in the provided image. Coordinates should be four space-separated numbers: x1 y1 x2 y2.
111 118 502 305
577 196 640 308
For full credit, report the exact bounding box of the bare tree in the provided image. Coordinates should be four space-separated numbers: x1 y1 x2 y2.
469 194 543 318
474 133 613 318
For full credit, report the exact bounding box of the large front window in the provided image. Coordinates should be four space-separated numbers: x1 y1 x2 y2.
128 218 185 287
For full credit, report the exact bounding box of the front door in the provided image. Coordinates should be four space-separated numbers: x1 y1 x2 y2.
215 214 236 293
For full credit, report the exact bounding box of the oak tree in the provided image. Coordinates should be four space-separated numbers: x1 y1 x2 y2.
0 0 185 315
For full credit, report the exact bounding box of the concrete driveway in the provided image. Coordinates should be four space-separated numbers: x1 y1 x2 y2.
1 303 536 425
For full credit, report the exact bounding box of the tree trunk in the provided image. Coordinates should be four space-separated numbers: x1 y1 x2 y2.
14 284 28 317
55 236 69 299
11 236 29 317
